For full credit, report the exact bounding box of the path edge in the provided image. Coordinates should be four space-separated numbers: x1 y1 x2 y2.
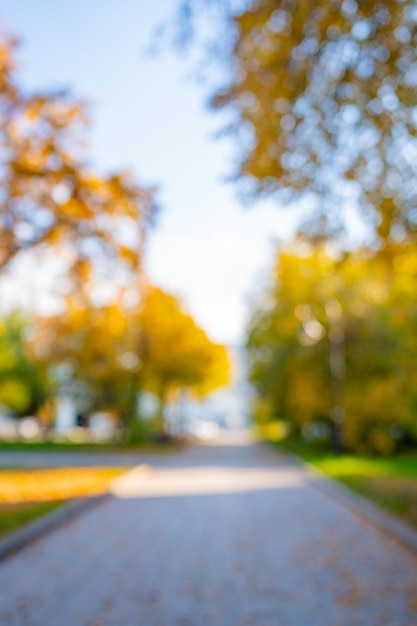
0 463 152 563
0 493 111 563
279 446 417 556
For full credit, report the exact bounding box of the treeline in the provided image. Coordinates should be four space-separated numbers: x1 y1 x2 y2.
168 0 417 456
0 29 229 439
246 241 417 455
0 286 230 437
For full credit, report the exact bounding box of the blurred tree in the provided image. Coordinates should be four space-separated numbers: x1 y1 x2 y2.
137 285 231 430
34 284 230 433
0 31 155 273
246 242 417 454
190 341 231 399
0 312 50 415
33 293 140 424
171 0 417 242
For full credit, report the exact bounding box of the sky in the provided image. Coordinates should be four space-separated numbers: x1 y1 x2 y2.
0 0 296 344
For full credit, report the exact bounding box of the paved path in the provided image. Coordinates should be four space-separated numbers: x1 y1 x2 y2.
0 433 416 625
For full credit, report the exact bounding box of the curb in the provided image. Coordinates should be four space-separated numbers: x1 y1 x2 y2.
276 445 417 556
0 463 152 564
0 493 110 563
304 466 417 555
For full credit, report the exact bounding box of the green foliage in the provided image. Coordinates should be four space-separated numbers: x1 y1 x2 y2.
0 312 50 415
122 408 164 444
247 242 417 455
280 438 417 527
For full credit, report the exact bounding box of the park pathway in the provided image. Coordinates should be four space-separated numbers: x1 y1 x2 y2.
0 432 416 625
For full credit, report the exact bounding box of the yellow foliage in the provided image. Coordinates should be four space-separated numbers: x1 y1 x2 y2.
34 282 229 421
287 373 329 426
138 285 231 399
0 29 155 274
0 379 31 412
255 421 288 442
0 468 124 504
247 240 417 453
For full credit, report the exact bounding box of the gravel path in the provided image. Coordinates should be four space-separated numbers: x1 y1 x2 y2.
0 434 416 625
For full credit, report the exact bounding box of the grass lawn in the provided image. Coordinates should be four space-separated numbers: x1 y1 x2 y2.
0 440 181 454
0 466 127 540
279 438 417 529
0 437 178 539
0 502 63 540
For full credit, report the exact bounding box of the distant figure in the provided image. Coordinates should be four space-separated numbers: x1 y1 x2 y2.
76 412 89 428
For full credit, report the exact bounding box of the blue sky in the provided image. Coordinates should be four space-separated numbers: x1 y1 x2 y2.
0 0 295 343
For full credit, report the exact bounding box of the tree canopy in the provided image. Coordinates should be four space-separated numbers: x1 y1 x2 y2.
174 0 417 243
0 31 155 273
32 284 230 429
137 285 230 405
246 241 417 454
0 312 50 415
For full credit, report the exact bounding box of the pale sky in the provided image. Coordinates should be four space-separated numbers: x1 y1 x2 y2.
0 0 296 344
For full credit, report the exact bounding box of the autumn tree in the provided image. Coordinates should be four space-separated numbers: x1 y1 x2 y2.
137 285 230 431
171 0 417 242
0 31 155 274
33 284 230 435
246 242 417 454
33 292 141 425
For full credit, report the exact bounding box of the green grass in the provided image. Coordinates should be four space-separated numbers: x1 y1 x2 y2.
310 454 417 479
280 438 417 475
340 476 417 522
0 501 64 540
279 438 417 528
0 440 180 453
0 466 129 541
